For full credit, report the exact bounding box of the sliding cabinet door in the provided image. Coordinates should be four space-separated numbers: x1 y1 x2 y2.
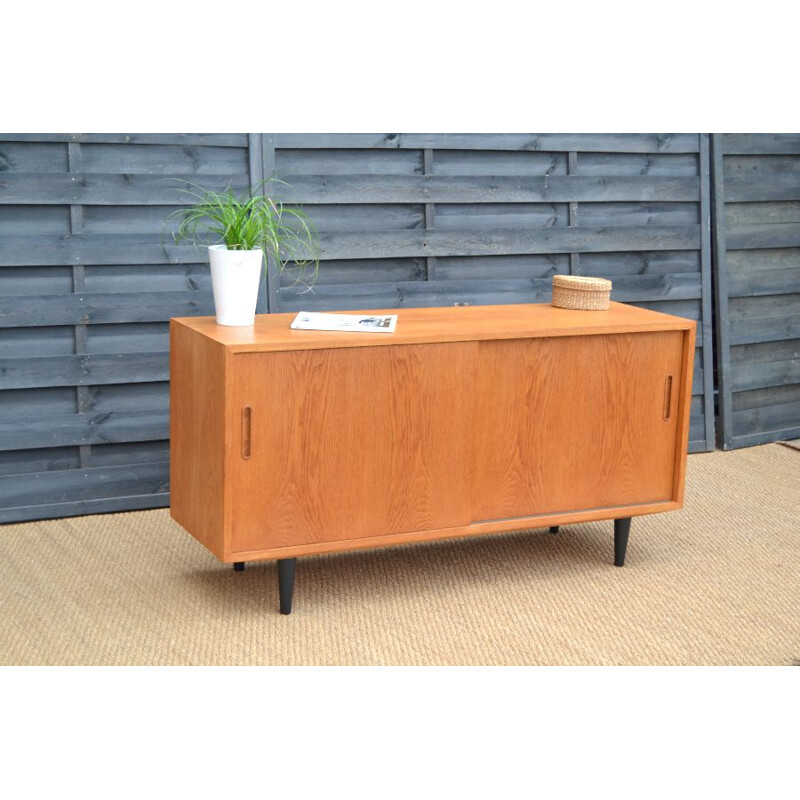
228 342 473 553
470 332 686 522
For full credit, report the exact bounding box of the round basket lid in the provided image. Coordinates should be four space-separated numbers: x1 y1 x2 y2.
552 275 612 291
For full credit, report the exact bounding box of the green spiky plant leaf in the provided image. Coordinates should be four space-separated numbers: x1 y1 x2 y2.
168 178 320 289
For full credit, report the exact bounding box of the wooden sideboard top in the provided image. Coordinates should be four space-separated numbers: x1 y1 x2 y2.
171 301 695 353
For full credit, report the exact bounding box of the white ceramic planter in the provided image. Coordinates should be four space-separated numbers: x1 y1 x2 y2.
208 245 263 326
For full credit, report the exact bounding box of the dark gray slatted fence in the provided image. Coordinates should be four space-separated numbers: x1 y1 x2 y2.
266 133 714 454
0 133 263 522
712 133 800 449
1 132 716 524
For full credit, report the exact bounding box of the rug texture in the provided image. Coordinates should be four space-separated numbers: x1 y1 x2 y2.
1 444 797 665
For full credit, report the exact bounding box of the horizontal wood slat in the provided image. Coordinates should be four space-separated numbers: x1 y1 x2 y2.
313 226 701 260
723 426 800 449
0 352 169 390
0 492 170 524
728 267 800 297
731 338 800 366
0 441 169 474
0 133 248 147
726 247 800 273
730 358 800 392
723 175 800 202
0 173 701 206
0 173 249 205
0 382 172 419
732 383 800 412
0 409 169 451
279 274 703 308
721 134 800 155
271 175 700 204
274 133 701 153
725 223 800 250
0 228 701 266
0 461 170 523
729 315 800 346
732 401 800 437
0 292 214 327
431 252 701 281
0 235 199 266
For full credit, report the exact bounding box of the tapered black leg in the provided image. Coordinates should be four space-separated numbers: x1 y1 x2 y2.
233 562 245 571
549 526 559 534
277 558 296 615
614 517 632 567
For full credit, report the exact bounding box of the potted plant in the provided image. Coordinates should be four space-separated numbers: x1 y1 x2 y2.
170 180 319 326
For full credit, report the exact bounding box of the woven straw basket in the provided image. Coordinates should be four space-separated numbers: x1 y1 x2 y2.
552 275 612 310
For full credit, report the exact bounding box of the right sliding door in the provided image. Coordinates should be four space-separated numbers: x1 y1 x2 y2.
470 331 686 522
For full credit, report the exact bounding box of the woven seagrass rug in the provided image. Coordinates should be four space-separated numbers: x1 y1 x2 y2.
1 443 798 665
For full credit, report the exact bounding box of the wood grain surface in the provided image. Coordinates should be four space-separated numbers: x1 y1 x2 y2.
169 322 228 559
469 332 684 520
172 301 693 353
272 133 701 153
226 500 683 562
227 343 473 552
672 323 697 504
168 302 697 562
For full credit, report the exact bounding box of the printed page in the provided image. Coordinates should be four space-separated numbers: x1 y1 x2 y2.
291 312 398 334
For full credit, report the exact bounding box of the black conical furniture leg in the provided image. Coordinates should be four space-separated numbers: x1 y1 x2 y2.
614 517 632 567
549 526 559 534
277 558 296 615
233 562 245 571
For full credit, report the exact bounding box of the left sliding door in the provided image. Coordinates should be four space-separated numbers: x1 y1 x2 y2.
228 342 474 554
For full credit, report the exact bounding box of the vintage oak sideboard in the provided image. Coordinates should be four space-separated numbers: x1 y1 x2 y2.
170 303 696 614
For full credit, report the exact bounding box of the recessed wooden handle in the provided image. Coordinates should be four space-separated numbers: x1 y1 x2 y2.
663 375 673 421
242 406 252 460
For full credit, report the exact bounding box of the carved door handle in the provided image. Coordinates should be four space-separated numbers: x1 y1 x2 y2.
663 376 673 421
242 406 252 459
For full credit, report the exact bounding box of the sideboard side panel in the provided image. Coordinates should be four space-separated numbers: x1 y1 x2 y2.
672 324 697 506
169 323 227 559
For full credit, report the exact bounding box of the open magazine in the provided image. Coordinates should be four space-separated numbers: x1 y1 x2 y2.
291 311 398 334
